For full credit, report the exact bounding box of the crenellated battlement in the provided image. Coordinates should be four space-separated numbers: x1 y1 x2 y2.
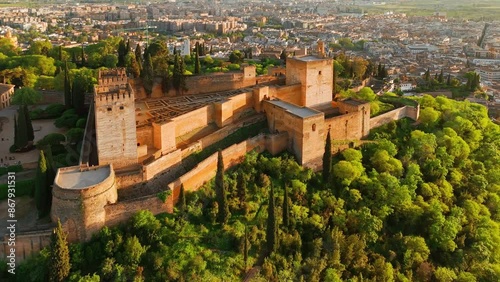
98 68 128 86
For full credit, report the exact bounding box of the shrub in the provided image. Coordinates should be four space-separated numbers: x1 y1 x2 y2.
44 104 65 117
29 108 43 120
76 118 87 128
36 133 66 148
0 178 35 200
0 164 23 176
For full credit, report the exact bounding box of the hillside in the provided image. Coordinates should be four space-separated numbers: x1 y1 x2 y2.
6 95 500 281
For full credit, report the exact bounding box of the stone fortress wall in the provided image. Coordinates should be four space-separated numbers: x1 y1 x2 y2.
50 164 117 242
47 60 421 244
147 65 259 98
104 132 288 227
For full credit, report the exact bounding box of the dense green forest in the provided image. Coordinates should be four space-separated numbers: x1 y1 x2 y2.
5 95 499 281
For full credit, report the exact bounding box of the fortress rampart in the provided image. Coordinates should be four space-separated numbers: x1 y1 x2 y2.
103 133 288 227
45 61 422 248
369 105 420 130
51 164 117 242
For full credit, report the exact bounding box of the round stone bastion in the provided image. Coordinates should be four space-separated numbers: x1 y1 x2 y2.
51 164 117 242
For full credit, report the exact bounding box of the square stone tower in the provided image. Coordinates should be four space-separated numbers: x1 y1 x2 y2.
94 69 137 169
286 56 333 107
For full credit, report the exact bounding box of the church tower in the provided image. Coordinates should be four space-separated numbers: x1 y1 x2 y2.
93 69 137 169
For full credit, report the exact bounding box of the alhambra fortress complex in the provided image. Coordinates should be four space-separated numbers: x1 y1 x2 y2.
2 48 421 259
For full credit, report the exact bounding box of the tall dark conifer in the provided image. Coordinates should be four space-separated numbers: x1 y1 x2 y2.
58 45 63 61
243 224 249 270
438 69 444 83
13 116 18 148
35 150 48 217
135 44 143 71
266 183 278 256
216 150 230 225
49 219 70 282
15 107 28 149
237 172 246 208
283 183 290 229
117 39 127 67
81 46 85 67
71 51 77 64
446 74 451 86
194 47 201 74
323 129 332 182
142 53 154 96
24 104 34 142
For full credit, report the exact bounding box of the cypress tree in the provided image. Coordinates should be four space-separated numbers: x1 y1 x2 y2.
126 39 131 55
44 145 55 212
81 46 85 67
446 74 451 86
194 48 201 74
172 53 187 94
135 44 143 70
424 69 430 81
35 150 48 217
71 51 77 64
323 128 332 182
266 183 278 256
438 69 444 83
15 107 28 149
178 184 186 213
466 77 472 91
64 61 71 108
216 150 230 225
243 224 249 270
24 104 34 142
117 39 127 67
13 115 18 149
237 171 246 208
129 55 141 78
283 183 290 229
58 45 63 61
142 53 154 96
49 219 70 282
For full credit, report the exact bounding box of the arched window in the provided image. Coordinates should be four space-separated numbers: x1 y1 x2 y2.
312 124 316 131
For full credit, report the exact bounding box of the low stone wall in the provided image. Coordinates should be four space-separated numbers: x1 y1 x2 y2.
369 105 419 130
102 133 288 225
142 149 182 181
0 229 52 263
199 114 265 149
167 133 288 206
115 171 143 189
104 195 171 227
39 90 64 105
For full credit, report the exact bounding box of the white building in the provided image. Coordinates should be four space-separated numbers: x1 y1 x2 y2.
400 83 416 92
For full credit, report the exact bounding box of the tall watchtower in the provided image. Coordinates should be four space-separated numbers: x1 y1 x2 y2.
94 69 137 169
286 56 333 107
